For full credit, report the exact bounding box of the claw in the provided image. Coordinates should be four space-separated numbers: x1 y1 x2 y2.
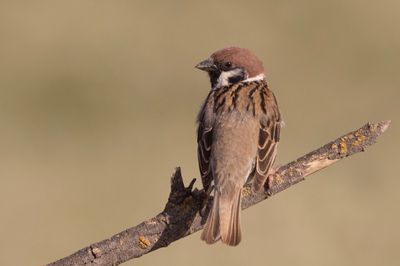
200 185 214 217
264 164 282 191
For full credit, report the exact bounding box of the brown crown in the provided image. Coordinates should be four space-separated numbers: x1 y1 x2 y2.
211 47 264 77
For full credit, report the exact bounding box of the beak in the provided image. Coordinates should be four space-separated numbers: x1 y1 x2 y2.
195 58 216 71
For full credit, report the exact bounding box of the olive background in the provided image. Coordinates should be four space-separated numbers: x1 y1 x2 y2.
0 1 399 265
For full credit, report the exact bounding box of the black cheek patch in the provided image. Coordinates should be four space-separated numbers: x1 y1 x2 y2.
228 71 246 84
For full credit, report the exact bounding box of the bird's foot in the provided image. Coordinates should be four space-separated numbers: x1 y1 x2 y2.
265 165 283 194
200 184 214 217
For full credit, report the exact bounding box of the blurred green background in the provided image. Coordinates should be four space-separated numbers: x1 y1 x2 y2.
0 1 398 265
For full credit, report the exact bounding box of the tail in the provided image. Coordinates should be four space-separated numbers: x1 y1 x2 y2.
201 192 221 244
201 188 242 246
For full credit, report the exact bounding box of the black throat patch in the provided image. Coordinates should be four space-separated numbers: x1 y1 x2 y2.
208 70 221 89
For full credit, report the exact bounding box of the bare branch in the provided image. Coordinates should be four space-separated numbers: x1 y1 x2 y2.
47 120 390 266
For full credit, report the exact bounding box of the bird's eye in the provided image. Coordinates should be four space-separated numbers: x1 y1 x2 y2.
224 61 232 68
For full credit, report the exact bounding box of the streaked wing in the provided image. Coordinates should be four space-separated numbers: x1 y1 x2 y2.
252 87 281 192
197 121 213 192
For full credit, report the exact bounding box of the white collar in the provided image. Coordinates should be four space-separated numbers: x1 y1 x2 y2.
242 73 265 83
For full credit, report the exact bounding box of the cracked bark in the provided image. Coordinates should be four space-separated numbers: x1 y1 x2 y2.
47 120 390 266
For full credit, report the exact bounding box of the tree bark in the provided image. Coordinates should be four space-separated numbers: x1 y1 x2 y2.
47 120 390 266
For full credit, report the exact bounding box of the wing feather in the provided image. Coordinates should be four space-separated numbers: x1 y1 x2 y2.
197 93 214 192
197 123 213 191
252 86 281 192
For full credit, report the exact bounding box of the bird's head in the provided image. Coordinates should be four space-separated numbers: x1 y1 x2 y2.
195 47 265 89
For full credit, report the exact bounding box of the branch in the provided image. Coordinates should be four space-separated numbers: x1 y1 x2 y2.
47 121 390 266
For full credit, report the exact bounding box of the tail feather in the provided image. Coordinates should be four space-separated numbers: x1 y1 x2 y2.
201 188 243 246
201 192 221 244
219 188 242 246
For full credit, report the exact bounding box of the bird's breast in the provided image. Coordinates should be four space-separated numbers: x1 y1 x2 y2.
211 81 266 117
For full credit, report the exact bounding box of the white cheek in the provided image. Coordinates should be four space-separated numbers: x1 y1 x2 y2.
216 71 231 87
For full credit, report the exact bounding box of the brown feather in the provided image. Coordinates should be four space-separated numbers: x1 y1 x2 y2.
211 47 264 77
251 85 281 192
197 124 213 191
201 192 221 244
221 188 242 246
197 91 215 191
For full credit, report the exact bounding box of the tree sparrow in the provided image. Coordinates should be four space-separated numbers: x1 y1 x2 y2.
196 47 282 246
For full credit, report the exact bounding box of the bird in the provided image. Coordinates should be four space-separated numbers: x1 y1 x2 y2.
195 47 282 246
